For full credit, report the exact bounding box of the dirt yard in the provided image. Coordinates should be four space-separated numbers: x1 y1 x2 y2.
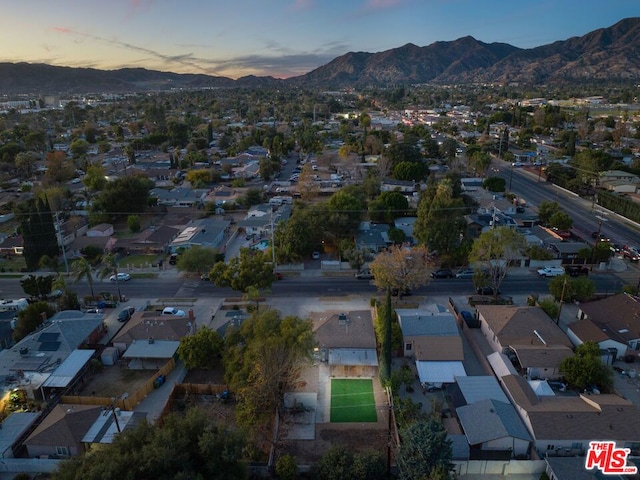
79 365 156 398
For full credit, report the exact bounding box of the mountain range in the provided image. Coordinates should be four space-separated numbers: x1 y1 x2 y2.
1 17 639 95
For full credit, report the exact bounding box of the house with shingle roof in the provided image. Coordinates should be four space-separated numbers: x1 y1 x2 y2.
313 310 377 377
499 373 640 458
456 398 532 459
567 317 629 361
573 294 640 361
477 305 573 380
24 404 103 458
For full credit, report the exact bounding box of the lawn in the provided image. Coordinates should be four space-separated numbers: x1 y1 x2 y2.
119 254 161 268
330 378 377 423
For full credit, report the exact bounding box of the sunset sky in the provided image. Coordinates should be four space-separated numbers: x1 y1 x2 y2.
1 0 637 79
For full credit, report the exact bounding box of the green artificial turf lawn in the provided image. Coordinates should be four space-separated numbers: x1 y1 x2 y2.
330 378 377 423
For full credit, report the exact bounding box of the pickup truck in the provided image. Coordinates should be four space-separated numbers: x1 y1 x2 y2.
537 266 565 277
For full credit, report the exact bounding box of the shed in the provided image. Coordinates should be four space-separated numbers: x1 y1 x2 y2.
416 361 467 384
100 347 120 366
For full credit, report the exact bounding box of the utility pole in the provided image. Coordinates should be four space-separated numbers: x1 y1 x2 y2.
270 208 277 274
54 212 69 275
556 276 568 325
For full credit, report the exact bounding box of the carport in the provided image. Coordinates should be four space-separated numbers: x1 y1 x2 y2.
415 361 467 384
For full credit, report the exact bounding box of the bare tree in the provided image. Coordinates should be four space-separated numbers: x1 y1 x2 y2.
370 244 432 295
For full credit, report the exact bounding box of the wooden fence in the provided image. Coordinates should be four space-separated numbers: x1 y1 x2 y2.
61 358 176 411
157 383 229 426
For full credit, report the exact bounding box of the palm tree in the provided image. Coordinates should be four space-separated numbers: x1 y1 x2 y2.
71 257 95 300
99 253 122 301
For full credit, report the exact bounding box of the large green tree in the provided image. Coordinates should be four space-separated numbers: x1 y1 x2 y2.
414 178 466 260
16 196 59 271
223 309 313 445
176 246 221 275
14 301 56 342
178 327 224 370
210 248 274 293
53 407 247 480
313 445 386 480
274 205 320 263
560 342 613 392
91 175 154 218
20 274 54 300
368 191 409 223
324 190 364 241
469 226 526 296
396 419 454 480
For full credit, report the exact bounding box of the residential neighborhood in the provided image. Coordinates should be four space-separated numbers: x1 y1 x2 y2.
0 75 638 480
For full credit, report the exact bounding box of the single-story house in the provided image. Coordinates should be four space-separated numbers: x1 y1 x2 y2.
313 311 378 377
24 404 103 458
170 218 231 252
574 294 640 357
567 317 628 361
456 398 532 459
355 223 391 253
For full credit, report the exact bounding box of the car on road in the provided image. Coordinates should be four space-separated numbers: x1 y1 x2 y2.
109 273 131 282
565 265 589 277
622 246 640 262
537 266 565 277
117 306 136 322
431 269 454 279
162 307 186 317
355 269 374 280
455 268 475 279
476 286 500 295
511 161 524 167
591 231 610 242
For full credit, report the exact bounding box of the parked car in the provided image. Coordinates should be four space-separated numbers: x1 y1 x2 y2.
110 272 131 282
459 310 480 328
312 251 320 260
476 286 500 295
431 269 454 279
169 253 178 265
117 306 136 322
200 273 210 281
455 268 475 279
511 161 523 167
565 265 589 277
355 269 374 280
537 266 565 277
162 307 186 317
422 382 444 392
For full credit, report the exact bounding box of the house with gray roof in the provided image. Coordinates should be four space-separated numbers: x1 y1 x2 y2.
396 306 466 384
150 187 209 208
0 311 104 400
449 375 509 408
456 398 532 459
355 223 391 252
170 218 230 252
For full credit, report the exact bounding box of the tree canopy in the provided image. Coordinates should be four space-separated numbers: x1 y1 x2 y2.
14 301 56 342
91 175 154 218
178 327 224 370
560 342 613 392
396 418 454 480
223 309 313 445
53 407 247 480
210 248 274 293
176 246 222 275
369 244 431 293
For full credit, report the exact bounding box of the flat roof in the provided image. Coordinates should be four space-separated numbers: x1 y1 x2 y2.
122 340 180 359
41 349 95 389
0 412 39 457
416 361 467 383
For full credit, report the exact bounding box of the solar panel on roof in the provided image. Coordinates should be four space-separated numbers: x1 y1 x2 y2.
37 332 60 343
38 341 61 352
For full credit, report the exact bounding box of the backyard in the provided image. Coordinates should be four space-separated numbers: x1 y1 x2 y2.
79 364 156 398
330 378 377 423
